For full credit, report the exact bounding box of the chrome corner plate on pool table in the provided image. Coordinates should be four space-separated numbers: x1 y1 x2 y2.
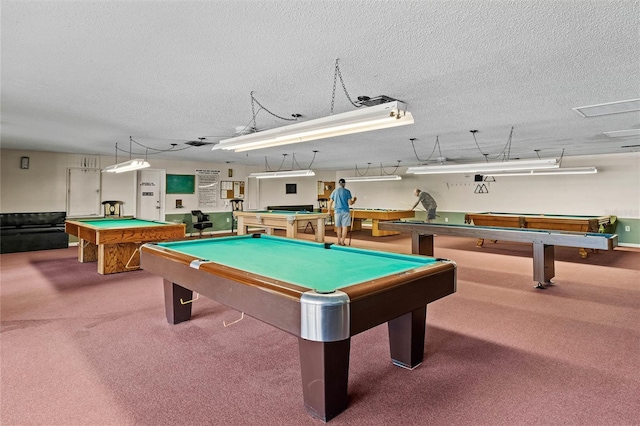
140 233 456 421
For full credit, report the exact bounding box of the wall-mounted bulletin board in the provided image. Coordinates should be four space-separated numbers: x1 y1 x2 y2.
220 181 245 199
166 174 195 194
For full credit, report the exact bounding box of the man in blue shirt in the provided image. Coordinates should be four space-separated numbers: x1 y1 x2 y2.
329 178 357 245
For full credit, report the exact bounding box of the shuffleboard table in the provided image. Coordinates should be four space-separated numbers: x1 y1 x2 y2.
140 234 456 421
378 221 617 289
465 212 614 258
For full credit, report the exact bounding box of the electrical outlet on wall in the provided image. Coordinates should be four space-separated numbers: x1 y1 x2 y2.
625 226 631 232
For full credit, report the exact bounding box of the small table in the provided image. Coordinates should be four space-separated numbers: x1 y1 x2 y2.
233 210 329 242
465 212 614 258
140 234 456 421
65 218 185 274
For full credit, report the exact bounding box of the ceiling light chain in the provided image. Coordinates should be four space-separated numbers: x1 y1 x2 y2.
354 163 372 177
331 58 361 114
380 160 401 175
263 154 289 172
264 151 318 172
471 127 516 161
120 136 192 157
249 91 299 133
411 136 443 163
292 150 318 170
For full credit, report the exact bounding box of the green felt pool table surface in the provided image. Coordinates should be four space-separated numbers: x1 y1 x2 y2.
72 218 173 228
155 234 439 293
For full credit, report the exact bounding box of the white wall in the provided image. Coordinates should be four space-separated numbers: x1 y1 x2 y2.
321 153 639 218
2 149 638 221
253 170 336 209
0 149 259 214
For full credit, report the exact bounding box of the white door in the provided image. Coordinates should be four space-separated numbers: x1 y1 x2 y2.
137 169 164 221
67 168 101 217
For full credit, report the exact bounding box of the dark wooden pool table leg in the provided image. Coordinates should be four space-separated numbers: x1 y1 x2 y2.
413 232 434 256
388 306 427 369
298 338 351 422
164 279 193 324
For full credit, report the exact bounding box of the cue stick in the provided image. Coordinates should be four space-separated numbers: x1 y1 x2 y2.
348 208 355 246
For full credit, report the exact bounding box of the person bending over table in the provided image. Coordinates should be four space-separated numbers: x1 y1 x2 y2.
412 188 437 222
329 178 357 245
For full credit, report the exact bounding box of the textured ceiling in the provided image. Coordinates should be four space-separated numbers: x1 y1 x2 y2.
1 0 639 171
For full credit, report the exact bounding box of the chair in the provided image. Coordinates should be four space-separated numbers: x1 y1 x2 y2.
230 199 244 233
102 201 123 217
191 210 212 238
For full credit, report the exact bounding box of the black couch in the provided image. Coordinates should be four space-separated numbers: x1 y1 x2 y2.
0 212 69 254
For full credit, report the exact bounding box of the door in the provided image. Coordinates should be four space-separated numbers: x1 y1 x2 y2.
67 168 101 217
137 169 164 221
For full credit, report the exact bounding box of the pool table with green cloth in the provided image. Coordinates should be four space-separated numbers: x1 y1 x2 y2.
322 208 415 236
233 209 329 242
65 218 185 275
465 212 614 257
140 234 456 421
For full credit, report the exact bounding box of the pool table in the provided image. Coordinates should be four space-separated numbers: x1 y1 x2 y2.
233 210 329 242
323 208 415 236
65 218 185 274
465 212 614 258
139 234 456 421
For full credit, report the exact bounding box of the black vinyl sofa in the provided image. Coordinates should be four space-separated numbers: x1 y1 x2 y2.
0 212 69 254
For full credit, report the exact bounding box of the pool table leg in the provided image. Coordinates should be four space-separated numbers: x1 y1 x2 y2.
388 306 427 369
413 233 434 256
164 279 193 324
532 242 555 289
298 338 350 422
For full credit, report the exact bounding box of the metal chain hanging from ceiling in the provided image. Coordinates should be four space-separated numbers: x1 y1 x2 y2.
331 58 362 113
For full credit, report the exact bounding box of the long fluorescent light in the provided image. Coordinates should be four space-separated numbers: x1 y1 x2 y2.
249 169 315 179
343 175 402 182
213 101 413 152
572 99 640 117
102 159 150 173
603 129 640 138
488 167 598 176
406 158 559 175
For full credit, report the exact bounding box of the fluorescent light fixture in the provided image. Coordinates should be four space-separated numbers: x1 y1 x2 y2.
343 175 402 182
489 167 598 176
603 129 640 138
249 169 315 179
213 101 413 152
406 158 559 175
102 159 150 173
572 99 640 117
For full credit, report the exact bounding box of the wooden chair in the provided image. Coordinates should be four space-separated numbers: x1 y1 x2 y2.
102 201 123 217
230 199 244 233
